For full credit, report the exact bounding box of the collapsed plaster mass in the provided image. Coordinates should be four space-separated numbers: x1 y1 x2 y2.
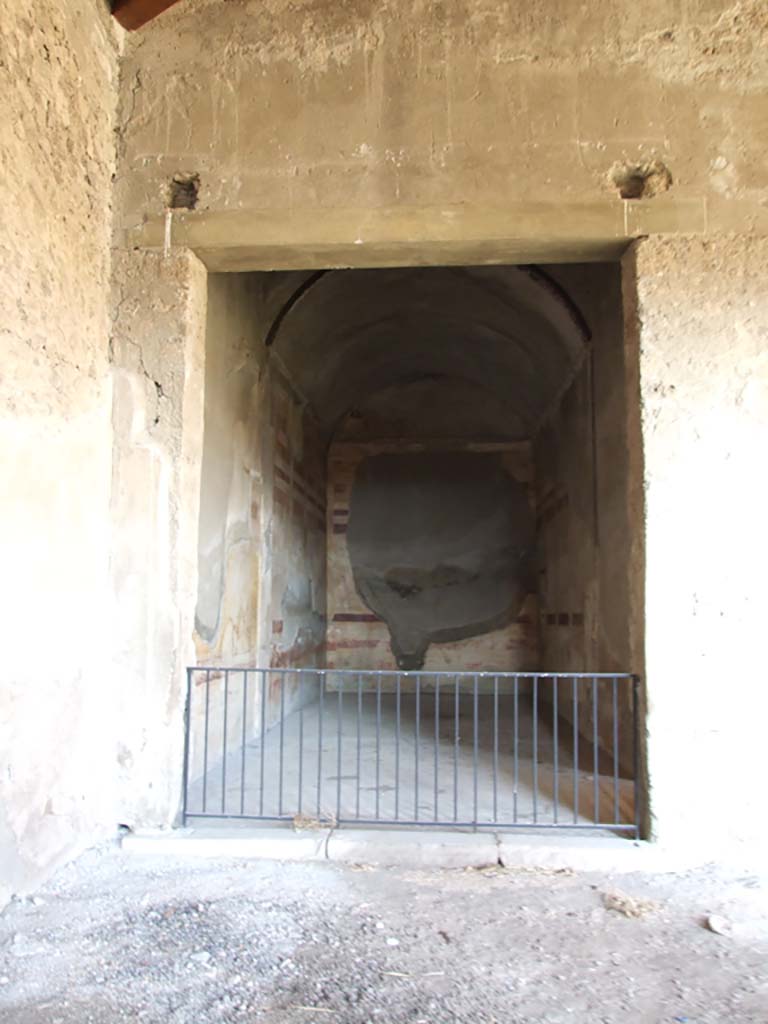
346 451 535 669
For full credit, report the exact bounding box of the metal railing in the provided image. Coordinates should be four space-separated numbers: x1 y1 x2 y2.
182 669 640 836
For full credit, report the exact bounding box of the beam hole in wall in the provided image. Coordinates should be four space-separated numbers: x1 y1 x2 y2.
168 173 200 210
609 159 672 200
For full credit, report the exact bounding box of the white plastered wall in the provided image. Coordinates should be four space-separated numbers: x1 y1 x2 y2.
0 0 122 906
624 235 768 855
110 249 207 828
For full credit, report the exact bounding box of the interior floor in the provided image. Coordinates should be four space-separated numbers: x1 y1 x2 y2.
186 695 635 831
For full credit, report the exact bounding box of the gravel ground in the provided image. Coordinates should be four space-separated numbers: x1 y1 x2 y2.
0 841 766 1023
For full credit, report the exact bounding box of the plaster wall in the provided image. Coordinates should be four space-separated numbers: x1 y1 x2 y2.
189 275 326 773
0 0 121 905
535 265 635 774
110 250 208 828
115 0 767 266
264 366 327 675
195 274 264 667
624 236 768 852
194 276 327 678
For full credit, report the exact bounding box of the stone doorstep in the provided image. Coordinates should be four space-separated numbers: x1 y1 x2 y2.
120 827 683 873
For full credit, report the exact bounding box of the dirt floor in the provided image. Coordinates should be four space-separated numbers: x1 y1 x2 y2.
0 841 766 1023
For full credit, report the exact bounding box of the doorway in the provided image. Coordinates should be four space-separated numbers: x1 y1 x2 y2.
186 262 641 834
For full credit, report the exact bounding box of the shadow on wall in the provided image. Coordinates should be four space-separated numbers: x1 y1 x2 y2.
346 451 535 670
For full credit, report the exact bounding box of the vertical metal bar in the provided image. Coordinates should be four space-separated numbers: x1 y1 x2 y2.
395 673 401 820
618 675 622 827
472 674 479 826
492 675 499 823
513 675 519 823
221 669 229 814
588 349 600 549
202 669 210 814
317 671 324 818
375 676 381 820
259 669 266 816
532 675 538 824
434 676 440 822
592 675 599 823
553 675 559 825
453 675 459 822
633 675 641 838
278 670 285 816
572 677 579 823
239 670 248 816
181 668 192 824
298 702 304 814
336 678 343 821
356 673 362 820
414 674 420 821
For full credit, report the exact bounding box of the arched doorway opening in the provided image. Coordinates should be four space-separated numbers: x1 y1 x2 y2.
186 262 639 833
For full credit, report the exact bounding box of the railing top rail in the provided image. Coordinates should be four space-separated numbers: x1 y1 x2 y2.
187 666 637 679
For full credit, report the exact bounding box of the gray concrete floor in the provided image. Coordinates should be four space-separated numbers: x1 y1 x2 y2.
186 694 634 831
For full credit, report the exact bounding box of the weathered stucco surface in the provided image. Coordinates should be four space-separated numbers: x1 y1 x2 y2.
190 274 326 767
110 249 207 827
115 0 767 266
624 235 768 850
535 265 636 774
195 275 264 663
195 274 326 678
0 1 122 905
260 367 327 674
